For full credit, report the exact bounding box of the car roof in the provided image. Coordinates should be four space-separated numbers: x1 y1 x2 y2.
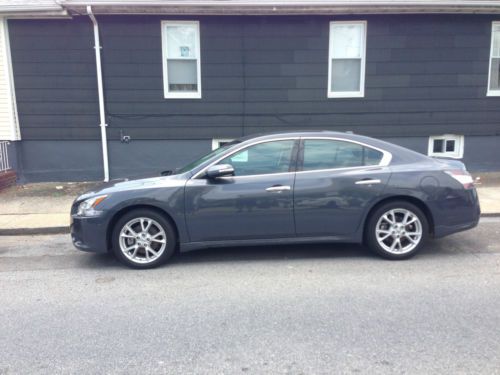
236 130 347 142
235 131 430 164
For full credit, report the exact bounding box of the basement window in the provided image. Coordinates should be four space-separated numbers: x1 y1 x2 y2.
488 22 500 96
428 135 464 159
212 139 234 150
328 21 367 98
162 21 201 99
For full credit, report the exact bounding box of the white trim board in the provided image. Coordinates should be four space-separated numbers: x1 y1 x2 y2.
0 17 20 141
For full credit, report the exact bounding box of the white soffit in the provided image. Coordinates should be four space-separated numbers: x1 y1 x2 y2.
61 0 500 15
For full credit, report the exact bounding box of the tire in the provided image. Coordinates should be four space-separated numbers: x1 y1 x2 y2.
366 201 429 260
111 209 177 269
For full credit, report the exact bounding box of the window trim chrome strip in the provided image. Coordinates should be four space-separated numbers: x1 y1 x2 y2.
191 135 392 180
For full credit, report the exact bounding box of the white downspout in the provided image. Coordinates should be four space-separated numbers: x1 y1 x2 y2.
87 5 110 182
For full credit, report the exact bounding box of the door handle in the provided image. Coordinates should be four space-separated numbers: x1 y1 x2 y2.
265 185 291 193
355 179 381 185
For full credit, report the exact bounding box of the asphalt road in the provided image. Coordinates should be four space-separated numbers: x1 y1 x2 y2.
1 219 500 374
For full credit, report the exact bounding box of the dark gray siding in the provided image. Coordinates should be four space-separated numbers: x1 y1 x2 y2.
15 139 211 182
99 15 245 140
107 140 211 177
9 14 500 142
9 18 99 141
12 135 500 182
18 140 103 182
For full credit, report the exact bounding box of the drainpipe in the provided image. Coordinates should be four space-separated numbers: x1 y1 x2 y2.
87 5 110 182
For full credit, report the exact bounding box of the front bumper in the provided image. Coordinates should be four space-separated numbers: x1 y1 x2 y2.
70 215 109 253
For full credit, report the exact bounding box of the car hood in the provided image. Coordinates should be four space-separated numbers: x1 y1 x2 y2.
76 173 187 201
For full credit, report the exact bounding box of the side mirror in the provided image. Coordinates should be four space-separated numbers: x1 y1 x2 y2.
206 164 235 179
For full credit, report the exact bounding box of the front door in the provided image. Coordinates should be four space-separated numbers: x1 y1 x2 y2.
294 138 392 237
185 139 298 242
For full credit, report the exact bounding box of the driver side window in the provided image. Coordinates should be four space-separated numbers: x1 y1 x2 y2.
219 140 295 177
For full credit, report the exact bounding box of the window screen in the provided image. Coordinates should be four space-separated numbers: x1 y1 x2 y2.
328 22 366 97
489 23 500 93
162 22 201 98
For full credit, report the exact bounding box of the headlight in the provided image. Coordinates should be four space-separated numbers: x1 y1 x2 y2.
76 195 108 217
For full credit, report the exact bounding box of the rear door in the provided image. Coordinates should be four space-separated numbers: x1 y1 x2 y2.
293 138 392 237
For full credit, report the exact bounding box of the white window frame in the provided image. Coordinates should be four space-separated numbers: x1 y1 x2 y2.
212 138 234 150
161 20 201 99
487 21 500 96
428 135 464 159
327 20 367 99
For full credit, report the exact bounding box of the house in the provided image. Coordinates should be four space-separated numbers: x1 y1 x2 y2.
2 0 500 182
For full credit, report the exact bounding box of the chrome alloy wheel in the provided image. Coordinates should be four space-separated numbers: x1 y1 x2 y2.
119 217 167 264
375 208 423 255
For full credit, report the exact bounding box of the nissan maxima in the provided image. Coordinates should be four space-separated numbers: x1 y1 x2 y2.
71 131 480 269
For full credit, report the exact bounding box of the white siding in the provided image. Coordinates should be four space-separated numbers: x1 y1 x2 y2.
0 17 19 141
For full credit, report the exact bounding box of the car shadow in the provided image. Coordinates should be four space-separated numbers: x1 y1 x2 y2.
74 243 377 270
75 224 491 270
170 236 478 266
172 243 374 265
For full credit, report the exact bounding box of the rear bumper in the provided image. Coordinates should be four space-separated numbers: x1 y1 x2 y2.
70 215 109 253
432 188 481 238
434 216 479 238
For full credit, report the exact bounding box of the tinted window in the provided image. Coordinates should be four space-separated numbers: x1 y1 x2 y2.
302 140 383 171
364 147 384 166
176 142 238 174
219 140 295 176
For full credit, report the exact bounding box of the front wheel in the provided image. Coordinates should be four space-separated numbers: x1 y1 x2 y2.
112 209 177 269
366 201 429 260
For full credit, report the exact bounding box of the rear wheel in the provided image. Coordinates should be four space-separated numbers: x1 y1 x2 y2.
111 209 176 269
366 201 428 260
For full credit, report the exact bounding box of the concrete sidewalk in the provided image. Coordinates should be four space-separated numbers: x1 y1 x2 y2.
0 182 97 235
1 176 499 235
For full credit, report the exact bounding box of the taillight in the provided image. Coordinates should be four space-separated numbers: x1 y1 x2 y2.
445 169 474 189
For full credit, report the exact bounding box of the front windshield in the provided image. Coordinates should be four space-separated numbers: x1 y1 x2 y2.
175 142 239 174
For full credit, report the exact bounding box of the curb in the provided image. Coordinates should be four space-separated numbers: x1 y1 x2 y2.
480 213 500 218
1 213 499 236
0 226 69 236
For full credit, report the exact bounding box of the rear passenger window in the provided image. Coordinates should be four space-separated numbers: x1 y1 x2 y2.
364 147 384 166
302 139 383 171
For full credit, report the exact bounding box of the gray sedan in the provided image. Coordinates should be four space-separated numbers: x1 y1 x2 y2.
71 131 480 269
